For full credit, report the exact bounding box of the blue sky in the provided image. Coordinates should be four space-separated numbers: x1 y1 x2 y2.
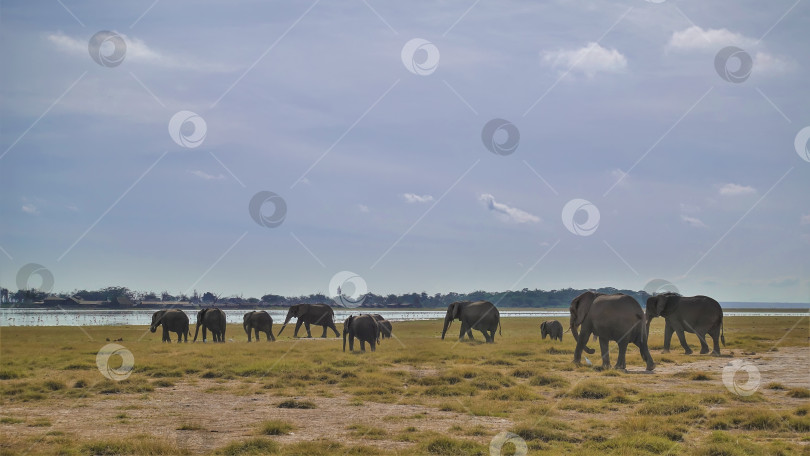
1 1 808 302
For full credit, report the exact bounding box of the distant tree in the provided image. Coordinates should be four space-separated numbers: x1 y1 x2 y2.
202 292 217 304
142 292 158 301
161 291 176 302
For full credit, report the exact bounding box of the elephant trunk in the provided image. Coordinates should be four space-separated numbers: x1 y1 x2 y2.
277 313 293 337
193 322 202 342
441 315 453 340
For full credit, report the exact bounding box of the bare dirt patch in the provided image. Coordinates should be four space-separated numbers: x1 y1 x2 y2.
1 379 510 454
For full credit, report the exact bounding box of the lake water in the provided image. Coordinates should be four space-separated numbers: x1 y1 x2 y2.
0 308 807 327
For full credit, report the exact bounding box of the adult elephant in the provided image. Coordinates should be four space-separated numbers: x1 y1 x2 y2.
277 303 340 338
646 293 725 356
150 309 189 343
343 314 379 352
193 308 226 343
243 311 275 342
540 320 563 342
570 292 654 371
441 301 501 343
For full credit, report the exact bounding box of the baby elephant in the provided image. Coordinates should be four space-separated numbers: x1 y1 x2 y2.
540 320 563 342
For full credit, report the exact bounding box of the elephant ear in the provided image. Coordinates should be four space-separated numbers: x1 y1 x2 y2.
570 293 592 328
658 294 677 316
451 302 463 319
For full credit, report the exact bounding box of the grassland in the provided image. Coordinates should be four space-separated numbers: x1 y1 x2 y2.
1 315 808 455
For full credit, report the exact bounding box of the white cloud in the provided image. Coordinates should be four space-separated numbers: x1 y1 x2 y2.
479 194 540 224
680 203 700 214
47 31 234 72
542 42 627 77
22 204 39 215
681 215 707 228
403 193 434 204
666 26 792 75
719 183 756 197
801 214 810 226
667 26 755 52
188 170 225 180
357 204 370 213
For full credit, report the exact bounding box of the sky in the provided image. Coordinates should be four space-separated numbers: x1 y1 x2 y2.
1 1 808 303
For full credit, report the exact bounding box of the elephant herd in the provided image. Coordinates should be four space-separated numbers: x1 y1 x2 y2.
149 291 725 370
148 304 396 352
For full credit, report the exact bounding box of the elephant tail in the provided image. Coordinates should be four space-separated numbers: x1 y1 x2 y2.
498 319 502 336
721 318 726 346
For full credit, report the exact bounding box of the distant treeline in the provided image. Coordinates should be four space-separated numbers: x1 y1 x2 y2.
2 286 651 309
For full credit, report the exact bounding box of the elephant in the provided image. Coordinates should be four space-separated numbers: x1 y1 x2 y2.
193 308 226 343
645 293 725 356
277 303 340 338
441 301 501 343
150 309 189 343
377 320 393 340
570 291 654 371
540 320 563 341
243 311 275 342
343 314 379 352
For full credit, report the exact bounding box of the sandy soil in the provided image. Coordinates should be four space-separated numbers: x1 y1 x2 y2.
2 346 807 454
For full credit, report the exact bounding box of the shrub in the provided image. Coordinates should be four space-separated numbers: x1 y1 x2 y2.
277 399 316 409
259 420 293 436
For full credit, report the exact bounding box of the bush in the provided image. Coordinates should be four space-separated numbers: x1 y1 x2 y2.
568 381 611 399
277 399 316 409
259 420 293 436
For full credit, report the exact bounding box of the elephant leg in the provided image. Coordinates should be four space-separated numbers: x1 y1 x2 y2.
360 340 366 352
662 323 673 353
162 327 170 342
675 330 692 355
176 331 182 343
370 339 376 352
616 341 630 370
697 332 711 354
481 330 491 343
637 341 655 371
458 323 467 341
599 337 611 369
573 324 594 365
708 327 721 356
304 322 312 338
331 323 340 338
293 320 303 338
320 325 328 338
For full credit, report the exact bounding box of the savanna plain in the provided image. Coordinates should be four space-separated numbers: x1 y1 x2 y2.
1 316 808 455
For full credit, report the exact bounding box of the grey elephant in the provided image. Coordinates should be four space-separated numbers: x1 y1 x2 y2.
377 320 393 340
570 291 654 371
193 308 226 343
646 293 725 356
540 320 563 341
441 301 501 343
343 314 379 352
243 311 275 342
150 309 189 343
277 303 340 338
370 314 393 340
